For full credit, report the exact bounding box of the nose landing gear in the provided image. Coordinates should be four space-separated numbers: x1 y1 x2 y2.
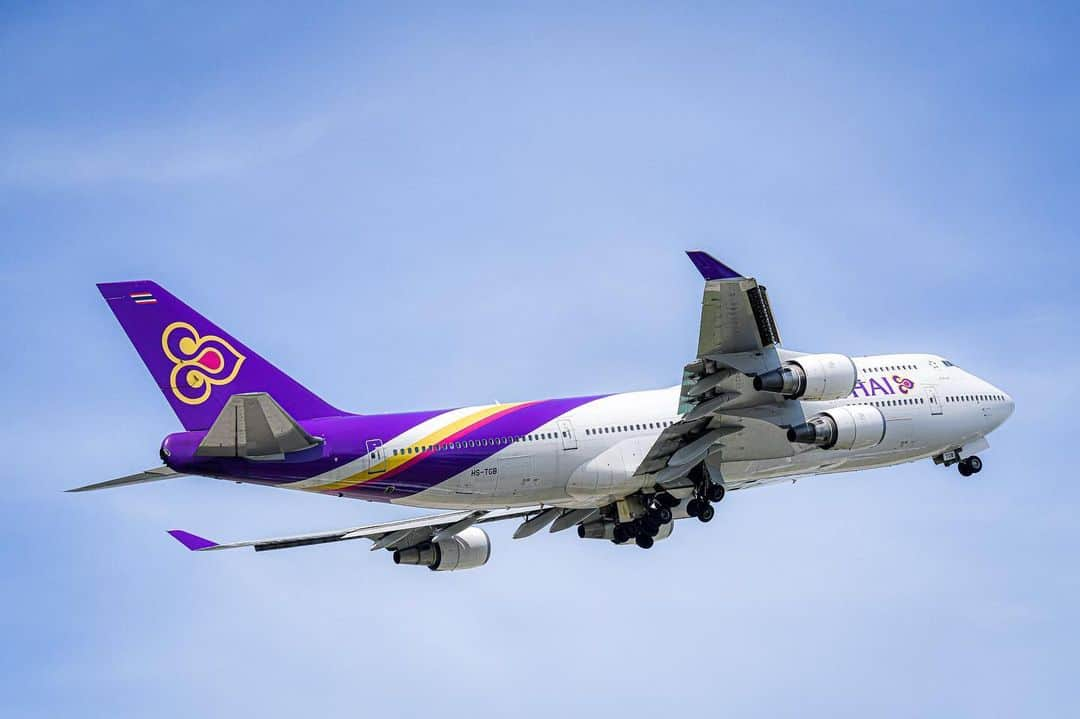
958 455 983 476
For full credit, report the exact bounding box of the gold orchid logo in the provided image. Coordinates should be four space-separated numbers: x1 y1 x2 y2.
161 322 245 405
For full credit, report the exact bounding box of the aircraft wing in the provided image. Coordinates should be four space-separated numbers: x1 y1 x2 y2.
168 506 543 553
636 252 795 486
636 412 794 486
685 250 781 358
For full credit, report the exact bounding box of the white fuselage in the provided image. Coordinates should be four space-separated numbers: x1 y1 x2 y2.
392 353 1013 510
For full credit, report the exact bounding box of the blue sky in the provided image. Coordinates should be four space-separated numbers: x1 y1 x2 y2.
2 3 1078 717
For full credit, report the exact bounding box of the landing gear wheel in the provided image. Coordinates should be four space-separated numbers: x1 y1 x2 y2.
686 498 702 517
651 506 673 524
635 534 654 549
641 516 662 537
697 503 715 523
968 456 983 474
958 460 973 477
707 483 726 503
613 523 634 544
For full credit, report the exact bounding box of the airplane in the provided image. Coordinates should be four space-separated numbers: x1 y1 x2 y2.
73 251 1014 570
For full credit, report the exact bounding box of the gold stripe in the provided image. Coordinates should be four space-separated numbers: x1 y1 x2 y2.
307 402 525 493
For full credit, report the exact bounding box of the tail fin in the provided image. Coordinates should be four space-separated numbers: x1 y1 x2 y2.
98 281 343 430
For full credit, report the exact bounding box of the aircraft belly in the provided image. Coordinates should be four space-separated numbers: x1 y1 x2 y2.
567 439 648 500
720 441 937 487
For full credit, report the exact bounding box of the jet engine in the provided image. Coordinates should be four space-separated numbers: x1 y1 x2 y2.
786 405 885 451
753 353 857 401
393 527 491 571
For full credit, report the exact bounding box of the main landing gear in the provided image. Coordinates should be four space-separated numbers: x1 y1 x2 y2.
612 493 678 549
957 455 983 477
686 477 725 523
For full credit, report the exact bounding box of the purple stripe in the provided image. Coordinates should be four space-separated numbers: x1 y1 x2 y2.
164 395 610 501
345 394 608 499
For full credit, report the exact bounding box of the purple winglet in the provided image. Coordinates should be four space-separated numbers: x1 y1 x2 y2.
168 530 218 551
685 250 742 280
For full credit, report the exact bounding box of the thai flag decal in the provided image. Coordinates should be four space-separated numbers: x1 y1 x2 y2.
130 291 156 305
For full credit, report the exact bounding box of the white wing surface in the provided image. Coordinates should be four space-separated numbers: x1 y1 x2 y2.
637 252 797 488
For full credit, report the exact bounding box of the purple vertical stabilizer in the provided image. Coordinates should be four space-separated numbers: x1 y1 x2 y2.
98 281 343 430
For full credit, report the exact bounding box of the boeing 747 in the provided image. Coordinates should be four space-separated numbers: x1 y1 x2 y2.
74 251 1013 571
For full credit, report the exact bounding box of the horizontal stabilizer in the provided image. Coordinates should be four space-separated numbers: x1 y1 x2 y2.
67 466 182 492
197 392 323 459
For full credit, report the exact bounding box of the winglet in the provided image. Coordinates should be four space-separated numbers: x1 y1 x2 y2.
168 530 218 551
686 251 742 280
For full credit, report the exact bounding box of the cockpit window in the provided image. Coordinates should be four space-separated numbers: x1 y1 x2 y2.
942 360 956 367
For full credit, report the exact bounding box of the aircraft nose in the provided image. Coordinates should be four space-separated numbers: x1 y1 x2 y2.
992 385 1015 423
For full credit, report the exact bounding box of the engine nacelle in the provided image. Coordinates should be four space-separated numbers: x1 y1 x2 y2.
393 527 491 571
786 405 885 451
753 353 857 401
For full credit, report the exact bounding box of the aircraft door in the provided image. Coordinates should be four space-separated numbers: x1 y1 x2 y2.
557 420 578 450
365 438 386 473
926 387 943 416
